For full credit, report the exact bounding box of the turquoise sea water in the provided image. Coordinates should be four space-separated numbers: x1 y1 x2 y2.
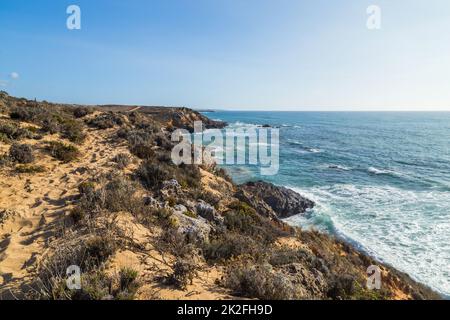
207 111 450 297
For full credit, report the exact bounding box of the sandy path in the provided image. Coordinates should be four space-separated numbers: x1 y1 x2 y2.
0 128 128 298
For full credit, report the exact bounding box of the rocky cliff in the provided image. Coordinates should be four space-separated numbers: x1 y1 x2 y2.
0 92 441 300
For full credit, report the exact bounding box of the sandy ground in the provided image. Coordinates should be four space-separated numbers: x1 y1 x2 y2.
0 125 131 298
0 116 231 300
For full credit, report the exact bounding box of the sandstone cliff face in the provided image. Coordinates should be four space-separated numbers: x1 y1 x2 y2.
236 181 315 220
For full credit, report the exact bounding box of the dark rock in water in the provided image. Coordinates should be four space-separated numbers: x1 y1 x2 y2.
261 124 271 128
236 181 314 219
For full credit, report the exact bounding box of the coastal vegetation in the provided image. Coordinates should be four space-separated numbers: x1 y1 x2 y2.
0 91 440 300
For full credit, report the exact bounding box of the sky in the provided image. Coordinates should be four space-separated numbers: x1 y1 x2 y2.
1 0 450 111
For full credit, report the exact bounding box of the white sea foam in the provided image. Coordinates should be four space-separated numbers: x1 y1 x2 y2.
284 184 450 297
367 167 391 175
327 164 351 171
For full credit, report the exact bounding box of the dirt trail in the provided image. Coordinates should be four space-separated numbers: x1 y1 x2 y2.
0 128 129 298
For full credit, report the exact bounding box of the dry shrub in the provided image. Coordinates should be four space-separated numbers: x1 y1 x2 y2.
9 143 34 164
73 107 92 118
10 104 48 122
71 176 144 224
88 113 124 129
102 177 144 214
15 164 46 174
37 230 119 300
224 262 301 300
115 268 140 300
0 153 11 167
165 256 200 290
0 122 34 141
112 153 131 169
136 160 172 190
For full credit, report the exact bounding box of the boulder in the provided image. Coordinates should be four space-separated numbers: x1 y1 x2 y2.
173 211 212 243
236 181 314 219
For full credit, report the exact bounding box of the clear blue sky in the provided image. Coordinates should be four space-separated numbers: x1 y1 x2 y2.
1 0 450 110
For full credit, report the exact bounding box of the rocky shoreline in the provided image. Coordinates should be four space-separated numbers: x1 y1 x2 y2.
0 91 441 300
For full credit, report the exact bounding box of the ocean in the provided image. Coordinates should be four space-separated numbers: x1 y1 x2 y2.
206 111 450 298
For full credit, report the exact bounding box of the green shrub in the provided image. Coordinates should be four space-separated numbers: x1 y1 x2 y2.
60 119 86 143
38 231 119 300
83 236 117 268
124 129 157 159
0 123 34 141
327 274 357 300
203 232 262 263
116 268 140 300
225 201 286 243
46 141 79 162
183 210 198 219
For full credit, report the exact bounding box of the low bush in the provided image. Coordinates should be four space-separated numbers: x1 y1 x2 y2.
116 268 140 300
78 181 96 195
268 247 313 267
60 119 86 143
9 143 34 164
112 153 131 169
102 177 144 214
155 228 198 259
88 113 124 129
0 153 10 167
72 176 144 224
10 104 48 122
73 107 92 118
38 232 118 300
41 117 60 134
225 201 286 243
136 160 172 190
224 262 301 300
46 141 79 162
165 257 200 290
15 164 46 174
326 274 357 300
0 123 34 141
203 232 262 263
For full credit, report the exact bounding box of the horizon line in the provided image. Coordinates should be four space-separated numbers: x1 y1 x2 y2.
3 91 450 112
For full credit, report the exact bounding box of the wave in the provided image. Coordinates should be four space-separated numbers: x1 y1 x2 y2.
327 164 351 171
367 167 393 175
227 121 259 129
287 139 303 146
283 184 450 297
287 140 322 153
